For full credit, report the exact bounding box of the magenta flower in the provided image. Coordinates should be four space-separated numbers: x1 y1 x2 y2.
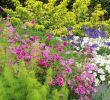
52 53 59 61
46 34 52 40
67 80 72 85
38 59 50 67
21 45 28 49
57 76 64 86
58 47 63 52
14 48 22 55
20 39 27 44
63 42 68 47
75 84 86 95
42 48 50 62
56 43 63 52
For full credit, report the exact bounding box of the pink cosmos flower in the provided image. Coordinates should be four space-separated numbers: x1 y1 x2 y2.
60 59 66 66
24 55 32 61
85 47 91 54
67 80 72 85
68 58 74 65
42 48 50 62
20 39 27 44
57 76 64 86
84 64 98 71
21 45 28 49
8 26 16 33
65 67 72 73
8 39 16 43
39 43 46 49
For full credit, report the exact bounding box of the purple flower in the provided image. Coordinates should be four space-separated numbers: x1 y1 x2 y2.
91 44 98 48
67 26 73 31
67 35 74 40
86 28 99 39
99 31 106 38
104 42 110 46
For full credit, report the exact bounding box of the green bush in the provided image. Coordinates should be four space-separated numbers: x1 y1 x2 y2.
4 0 109 36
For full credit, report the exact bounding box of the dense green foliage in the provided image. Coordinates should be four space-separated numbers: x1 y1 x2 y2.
2 0 110 37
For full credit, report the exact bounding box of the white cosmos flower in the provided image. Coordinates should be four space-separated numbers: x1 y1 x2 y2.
98 68 105 74
105 65 110 73
95 78 100 86
100 75 105 81
76 47 80 50
93 72 97 77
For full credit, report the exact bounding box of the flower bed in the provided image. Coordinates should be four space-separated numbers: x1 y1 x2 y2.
0 18 110 100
